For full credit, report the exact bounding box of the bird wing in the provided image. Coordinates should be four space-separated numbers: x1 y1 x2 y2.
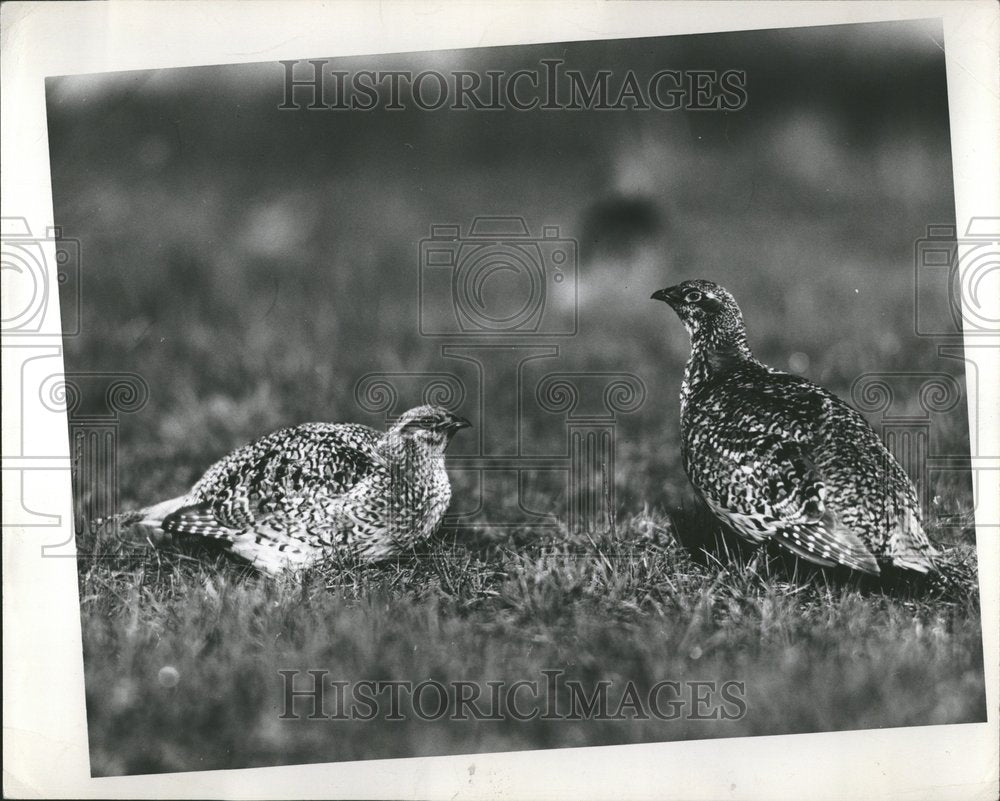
161 496 358 572
163 462 399 572
886 505 938 573
161 502 239 541
181 422 382 530
688 371 882 574
241 470 403 562
809 385 939 573
703 433 881 575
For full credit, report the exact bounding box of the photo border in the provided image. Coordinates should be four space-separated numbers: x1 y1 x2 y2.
3 2 997 798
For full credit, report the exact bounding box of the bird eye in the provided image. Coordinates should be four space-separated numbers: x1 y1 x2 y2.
684 290 703 303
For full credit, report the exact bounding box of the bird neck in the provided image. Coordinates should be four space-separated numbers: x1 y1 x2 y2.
374 434 451 535
680 323 756 415
376 435 446 482
375 431 444 465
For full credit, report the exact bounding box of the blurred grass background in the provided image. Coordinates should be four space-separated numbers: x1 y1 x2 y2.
46 19 984 775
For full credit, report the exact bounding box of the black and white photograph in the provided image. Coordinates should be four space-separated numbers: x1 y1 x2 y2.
3 2 998 798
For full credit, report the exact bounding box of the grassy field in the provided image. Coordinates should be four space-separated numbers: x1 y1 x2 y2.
78 509 983 776
48 21 987 776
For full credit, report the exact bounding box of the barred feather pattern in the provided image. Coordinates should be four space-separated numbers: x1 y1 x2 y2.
655 279 939 575
132 406 468 574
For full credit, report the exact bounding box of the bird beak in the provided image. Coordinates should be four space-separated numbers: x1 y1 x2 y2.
651 286 680 304
447 415 472 432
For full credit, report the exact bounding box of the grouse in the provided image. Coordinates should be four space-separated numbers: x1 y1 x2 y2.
651 279 938 575
123 405 470 574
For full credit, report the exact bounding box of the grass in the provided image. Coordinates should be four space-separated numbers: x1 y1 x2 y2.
46 22 987 777
77 507 984 776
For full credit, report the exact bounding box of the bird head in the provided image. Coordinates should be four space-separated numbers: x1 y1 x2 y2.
387 405 471 453
651 279 748 351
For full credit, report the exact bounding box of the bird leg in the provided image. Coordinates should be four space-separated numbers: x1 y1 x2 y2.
746 542 766 576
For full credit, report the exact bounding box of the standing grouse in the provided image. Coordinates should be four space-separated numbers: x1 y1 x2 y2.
651 279 938 575
123 405 470 574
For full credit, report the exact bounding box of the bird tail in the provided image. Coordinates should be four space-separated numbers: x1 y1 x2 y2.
93 495 192 543
888 506 939 574
91 509 145 531
774 508 882 576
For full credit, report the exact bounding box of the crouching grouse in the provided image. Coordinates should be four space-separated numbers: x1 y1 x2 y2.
121 405 470 574
652 279 938 575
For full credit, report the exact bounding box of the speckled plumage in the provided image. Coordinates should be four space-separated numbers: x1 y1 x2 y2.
131 405 470 574
652 279 938 575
